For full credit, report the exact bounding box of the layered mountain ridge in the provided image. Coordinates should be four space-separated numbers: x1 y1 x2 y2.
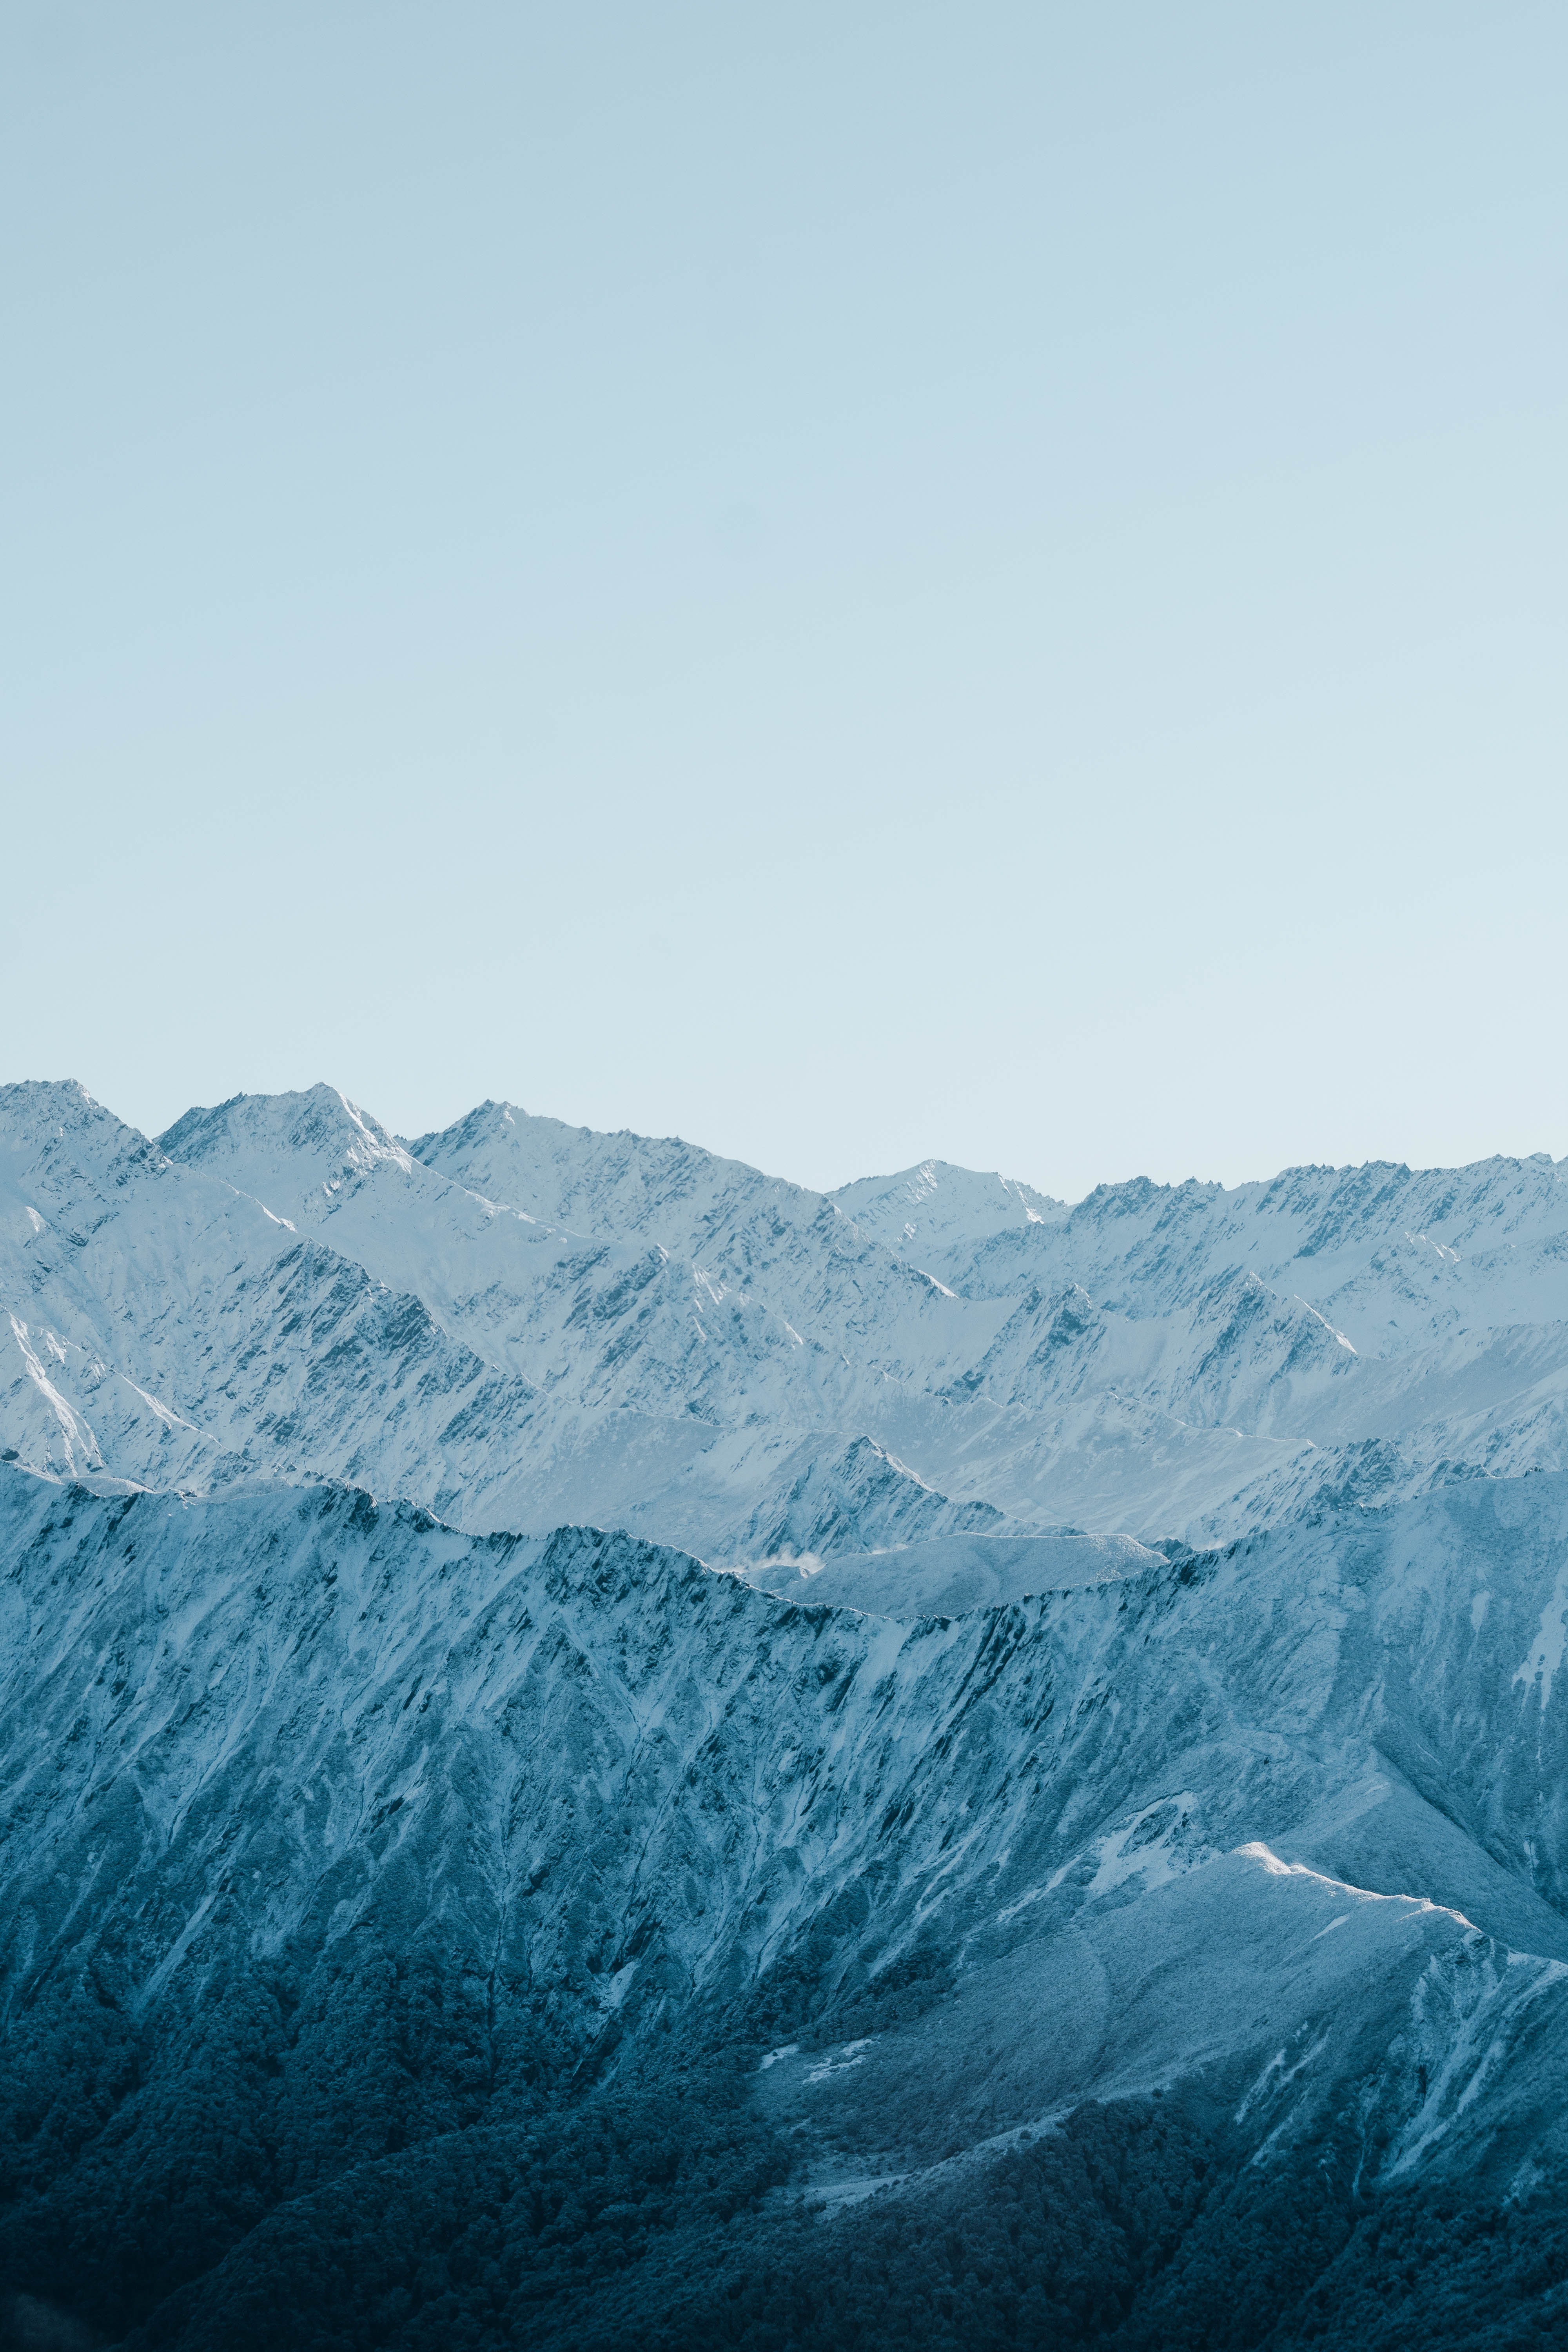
7 1079 1568 1562
5 1078 1568 2347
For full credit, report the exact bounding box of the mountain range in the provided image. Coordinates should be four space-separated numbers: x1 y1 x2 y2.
4 1080 1568 2349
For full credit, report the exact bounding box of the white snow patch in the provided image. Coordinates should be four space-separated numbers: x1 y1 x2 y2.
1513 1559 1568 1707
1235 2032 1330 2127
1087 1795 1207 1898
806 2038 873 2085
604 1959 639 2010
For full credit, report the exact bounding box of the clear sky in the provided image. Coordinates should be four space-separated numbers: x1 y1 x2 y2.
5 3 1564 1200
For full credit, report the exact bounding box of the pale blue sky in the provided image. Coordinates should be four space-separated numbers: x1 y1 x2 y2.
5 3 1564 1198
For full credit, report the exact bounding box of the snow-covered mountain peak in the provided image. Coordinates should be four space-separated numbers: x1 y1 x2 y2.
410 1098 827 1254
830 1157 1063 1259
158 1083 416 1216
0 1074 107 1132
0 1082 174 1255
0 1076 159 1178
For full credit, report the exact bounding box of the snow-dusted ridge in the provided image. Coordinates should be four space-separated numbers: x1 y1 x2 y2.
5 1459 1568 2230
6 1080 1568 1567
7 1078 1568 2340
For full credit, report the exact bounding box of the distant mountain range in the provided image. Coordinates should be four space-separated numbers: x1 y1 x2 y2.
4 1082 1568 2348
8 1081 1568 1564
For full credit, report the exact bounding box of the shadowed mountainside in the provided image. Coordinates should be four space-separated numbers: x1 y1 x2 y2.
5 1464 1568 2344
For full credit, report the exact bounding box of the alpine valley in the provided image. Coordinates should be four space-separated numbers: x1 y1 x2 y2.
5 1080 1568 2350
